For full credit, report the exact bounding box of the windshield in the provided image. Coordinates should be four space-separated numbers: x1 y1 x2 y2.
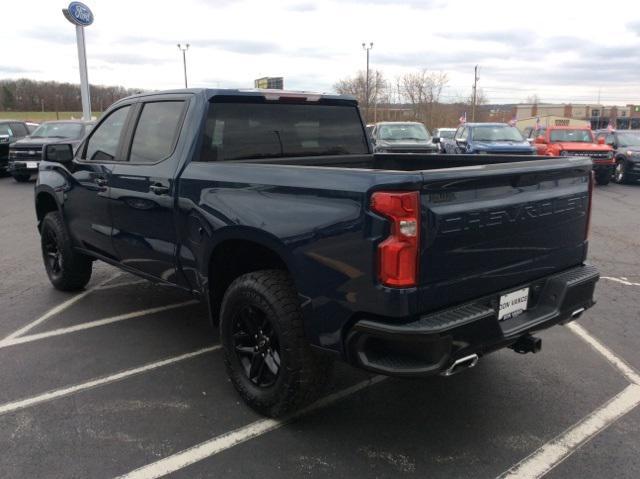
549 129 593 143
31 122 84 139
438 129 455 139
0 125 12 136
472 125 524 142
618 133 640 147
378 124 430 141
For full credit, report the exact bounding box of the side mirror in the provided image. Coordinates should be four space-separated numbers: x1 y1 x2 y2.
597 137 605 145
43 143 74 164
534 135 547 145
432 136 440 144
456 138 467 145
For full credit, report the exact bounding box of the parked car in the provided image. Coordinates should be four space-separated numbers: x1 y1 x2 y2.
35 89 599 417
8 120 94 182
532 126 614 185
370 121 438 153
0 120 30 176
432 127 456 152
444 123 536 155
595 129 640 184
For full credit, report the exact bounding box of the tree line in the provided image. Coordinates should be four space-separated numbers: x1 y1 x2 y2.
0 78 143 112
334 69 491 128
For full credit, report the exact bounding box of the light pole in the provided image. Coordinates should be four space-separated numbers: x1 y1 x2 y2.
362 42 373 123
177 43 190 88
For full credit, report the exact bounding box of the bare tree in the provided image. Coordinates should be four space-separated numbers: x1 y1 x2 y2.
397 69 448 128
334 70 387 122
525 94 541 105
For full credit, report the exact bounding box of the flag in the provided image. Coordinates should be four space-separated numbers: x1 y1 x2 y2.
459 112 467 124
606 121 614 131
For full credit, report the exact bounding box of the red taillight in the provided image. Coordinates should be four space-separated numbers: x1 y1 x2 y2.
586 170 594 239
370 191 420 287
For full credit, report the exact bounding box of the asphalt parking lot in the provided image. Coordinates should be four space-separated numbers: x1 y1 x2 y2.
1 175 639 479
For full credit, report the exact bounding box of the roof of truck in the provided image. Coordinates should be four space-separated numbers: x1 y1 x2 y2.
115 88 357 104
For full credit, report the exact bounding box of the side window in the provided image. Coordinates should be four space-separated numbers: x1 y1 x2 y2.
10 122 28 138
84 106 131 162
129 101 185 163
460 128 469 140
454 127 463 140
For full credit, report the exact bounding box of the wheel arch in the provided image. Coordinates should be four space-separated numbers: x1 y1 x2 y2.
204 228 296 323
35 189 62 228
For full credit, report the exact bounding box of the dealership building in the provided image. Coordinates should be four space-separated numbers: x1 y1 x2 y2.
515 103 640 130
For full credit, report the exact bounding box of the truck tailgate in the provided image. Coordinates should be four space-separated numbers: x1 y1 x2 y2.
418 157 592 312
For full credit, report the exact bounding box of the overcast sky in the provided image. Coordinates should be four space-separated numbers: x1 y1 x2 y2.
2 0 640 104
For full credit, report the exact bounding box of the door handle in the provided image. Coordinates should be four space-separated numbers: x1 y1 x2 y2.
94 177 108 187
149 184 169 195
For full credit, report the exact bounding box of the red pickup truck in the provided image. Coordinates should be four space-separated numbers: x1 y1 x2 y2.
532 126 614 185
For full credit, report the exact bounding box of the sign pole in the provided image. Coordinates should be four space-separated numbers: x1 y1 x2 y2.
63 2 94 121
75 25 91 120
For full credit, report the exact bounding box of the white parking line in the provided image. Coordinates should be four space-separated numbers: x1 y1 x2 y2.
498 384 640 479
497 323 640 478
0 346 220 416
601 276 640 287
568 323 640 385
97 279 149 291
117 375 387 479
0 300 199 350
2 272 120 342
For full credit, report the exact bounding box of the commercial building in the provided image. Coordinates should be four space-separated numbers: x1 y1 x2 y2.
515 103 640 130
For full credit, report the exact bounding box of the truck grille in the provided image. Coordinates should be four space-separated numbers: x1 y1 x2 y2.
566 151 610 159
9 147 42 160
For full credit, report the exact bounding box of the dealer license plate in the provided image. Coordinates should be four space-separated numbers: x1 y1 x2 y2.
498 287 529 321
26 162 38 169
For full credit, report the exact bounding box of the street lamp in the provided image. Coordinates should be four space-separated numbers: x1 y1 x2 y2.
177 43 190 88
362 42 373 123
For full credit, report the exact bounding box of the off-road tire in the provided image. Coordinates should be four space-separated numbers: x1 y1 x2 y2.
595 170 611 185
41 212 92 291
220 270 332 417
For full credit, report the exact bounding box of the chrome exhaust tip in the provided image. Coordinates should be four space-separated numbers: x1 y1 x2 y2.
441 354 479 377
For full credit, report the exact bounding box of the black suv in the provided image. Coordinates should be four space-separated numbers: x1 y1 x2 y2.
8 120 94 182
595 129 640 184
0 120 30 176
370 121 438 154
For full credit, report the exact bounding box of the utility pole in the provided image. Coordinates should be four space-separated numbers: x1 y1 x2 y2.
362 42 373 123
472 65 479 122
177 43 190 88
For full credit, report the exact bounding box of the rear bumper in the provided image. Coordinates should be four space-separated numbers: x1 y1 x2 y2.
346 264 599 377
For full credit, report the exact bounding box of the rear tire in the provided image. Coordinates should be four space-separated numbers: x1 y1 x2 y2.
220 270 332 417
12 174 31 182
595 170 611 185
41 212 93 291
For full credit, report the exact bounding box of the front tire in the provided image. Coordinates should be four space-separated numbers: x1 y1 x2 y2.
220 270 332 417
614 159 629 184
41 212 93 291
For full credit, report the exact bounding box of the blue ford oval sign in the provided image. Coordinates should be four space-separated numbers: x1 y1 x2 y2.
64 2 94 27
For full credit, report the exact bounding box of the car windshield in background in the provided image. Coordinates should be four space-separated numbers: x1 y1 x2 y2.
618 133 640 147
378 124 430 141
31 122 84 139
203 102 369 161
472 126 524 142
549 129 593 143
439 130 455 139
0 125 13 136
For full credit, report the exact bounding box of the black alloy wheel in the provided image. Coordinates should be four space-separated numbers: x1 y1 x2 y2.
232 305 281 387
42 226 63 279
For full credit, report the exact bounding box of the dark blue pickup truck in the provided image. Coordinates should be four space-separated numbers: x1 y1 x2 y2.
35 89 599 417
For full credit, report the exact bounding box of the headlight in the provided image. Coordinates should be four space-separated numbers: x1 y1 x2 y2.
560 151 569 157
627 150 640 157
